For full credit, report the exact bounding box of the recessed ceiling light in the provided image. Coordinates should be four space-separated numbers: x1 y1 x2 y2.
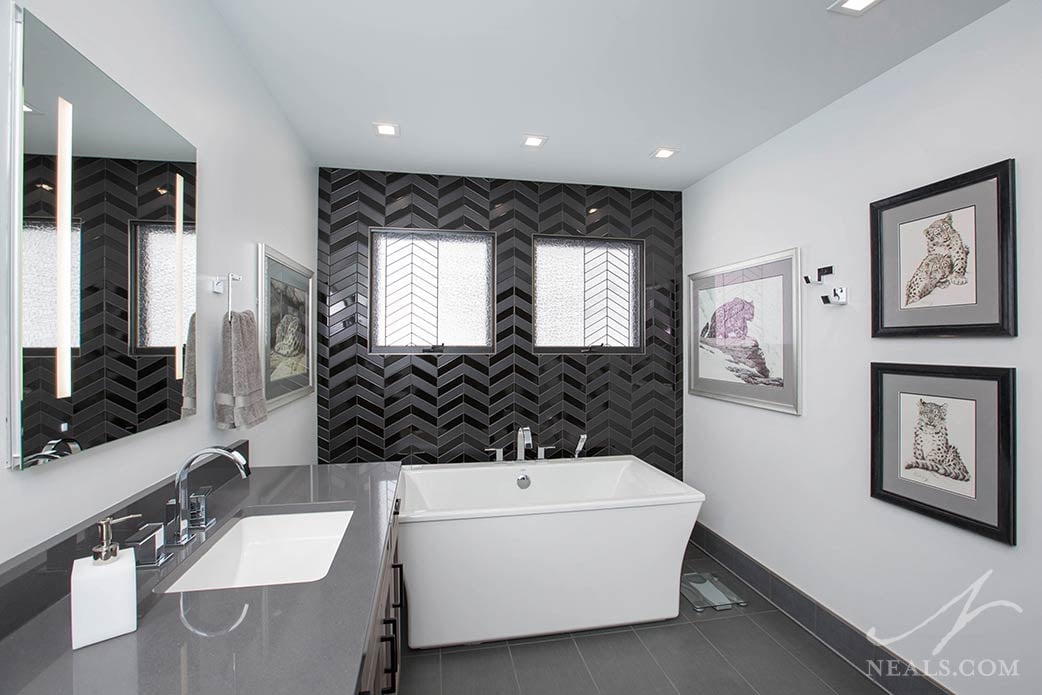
652 147 677 159
374 122 400 137
827 0 884 16
588 207 598 214
522 134 547 148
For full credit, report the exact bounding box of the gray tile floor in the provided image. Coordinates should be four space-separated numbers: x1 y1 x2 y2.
399 542 886 695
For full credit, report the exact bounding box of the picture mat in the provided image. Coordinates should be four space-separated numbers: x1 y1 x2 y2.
880 178 999 328
881 373 998 525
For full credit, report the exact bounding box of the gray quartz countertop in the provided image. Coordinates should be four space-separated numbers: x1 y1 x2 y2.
0 462 401 695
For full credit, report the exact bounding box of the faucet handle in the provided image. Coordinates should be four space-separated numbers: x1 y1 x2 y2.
188 486 216 530
573 433 588 458
537 446 554 460
484 447 505 462
126 522 172 569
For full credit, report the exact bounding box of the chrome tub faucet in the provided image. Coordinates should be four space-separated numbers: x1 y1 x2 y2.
516 426 533 461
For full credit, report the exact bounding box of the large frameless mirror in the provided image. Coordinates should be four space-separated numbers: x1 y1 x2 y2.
7 9 198 469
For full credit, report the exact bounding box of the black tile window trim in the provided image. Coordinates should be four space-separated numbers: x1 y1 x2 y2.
692 522 952 695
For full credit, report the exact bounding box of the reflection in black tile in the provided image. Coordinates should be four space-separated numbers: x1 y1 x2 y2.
574 630 677 695
751 611 885 694
440 646 519 695
510 639 598 695
637 623 757 695
697 616 835 695
400 653 440 695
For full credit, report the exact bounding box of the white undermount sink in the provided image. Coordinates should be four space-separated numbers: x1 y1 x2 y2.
164 510 353 593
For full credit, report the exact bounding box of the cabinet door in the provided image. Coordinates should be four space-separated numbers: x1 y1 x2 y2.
359 499 401 694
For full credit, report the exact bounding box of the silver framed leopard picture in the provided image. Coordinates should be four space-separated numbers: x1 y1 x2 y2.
870 160 1016 337
870 363 1015 545
258 244 315 410
688 248 800 415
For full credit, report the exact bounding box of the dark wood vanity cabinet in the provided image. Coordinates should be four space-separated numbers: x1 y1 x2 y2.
358 499 402 695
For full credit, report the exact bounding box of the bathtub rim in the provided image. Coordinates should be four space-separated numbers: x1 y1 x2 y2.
398 455 705 524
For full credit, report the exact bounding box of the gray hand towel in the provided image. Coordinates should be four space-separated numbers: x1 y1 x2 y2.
215 310 268 430
181 312 197 417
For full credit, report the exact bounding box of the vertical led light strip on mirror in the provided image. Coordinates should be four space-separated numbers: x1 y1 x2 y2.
174 173 185 380
55 96 73 398
6 6 26 466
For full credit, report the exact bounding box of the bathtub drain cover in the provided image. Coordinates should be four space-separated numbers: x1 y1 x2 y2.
680 572 747 612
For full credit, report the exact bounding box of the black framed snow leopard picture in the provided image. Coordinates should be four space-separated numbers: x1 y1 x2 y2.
870 160 1016 337
870 363 1015 545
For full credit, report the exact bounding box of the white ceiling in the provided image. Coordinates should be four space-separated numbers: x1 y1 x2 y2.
213 0 1007 191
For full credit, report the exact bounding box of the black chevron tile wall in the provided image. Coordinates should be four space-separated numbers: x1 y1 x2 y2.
318 170 684 478
20 155 196 457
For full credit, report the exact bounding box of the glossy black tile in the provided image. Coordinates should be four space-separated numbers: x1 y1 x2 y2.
317 171 684 478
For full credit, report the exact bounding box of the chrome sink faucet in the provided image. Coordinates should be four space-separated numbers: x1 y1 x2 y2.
168 447 250 546
516 426 533 461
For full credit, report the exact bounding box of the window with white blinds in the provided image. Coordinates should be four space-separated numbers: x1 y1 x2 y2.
533 236 644 352
369 228 495 353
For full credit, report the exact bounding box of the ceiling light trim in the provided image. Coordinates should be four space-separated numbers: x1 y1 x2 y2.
827 0 884 17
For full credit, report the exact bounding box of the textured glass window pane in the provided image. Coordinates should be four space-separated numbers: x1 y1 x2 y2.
371 229 493 350
134 221 197 348
21 218 81 348
534 237 643 350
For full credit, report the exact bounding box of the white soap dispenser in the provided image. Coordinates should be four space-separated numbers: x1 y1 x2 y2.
70 514 141 649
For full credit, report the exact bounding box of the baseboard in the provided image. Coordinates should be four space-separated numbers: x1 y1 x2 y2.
692 522 952 695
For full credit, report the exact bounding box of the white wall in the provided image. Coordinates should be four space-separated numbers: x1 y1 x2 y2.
0 0 317 566
683 1 1038 692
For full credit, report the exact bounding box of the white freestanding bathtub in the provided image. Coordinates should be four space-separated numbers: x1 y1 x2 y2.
398 455 705 648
